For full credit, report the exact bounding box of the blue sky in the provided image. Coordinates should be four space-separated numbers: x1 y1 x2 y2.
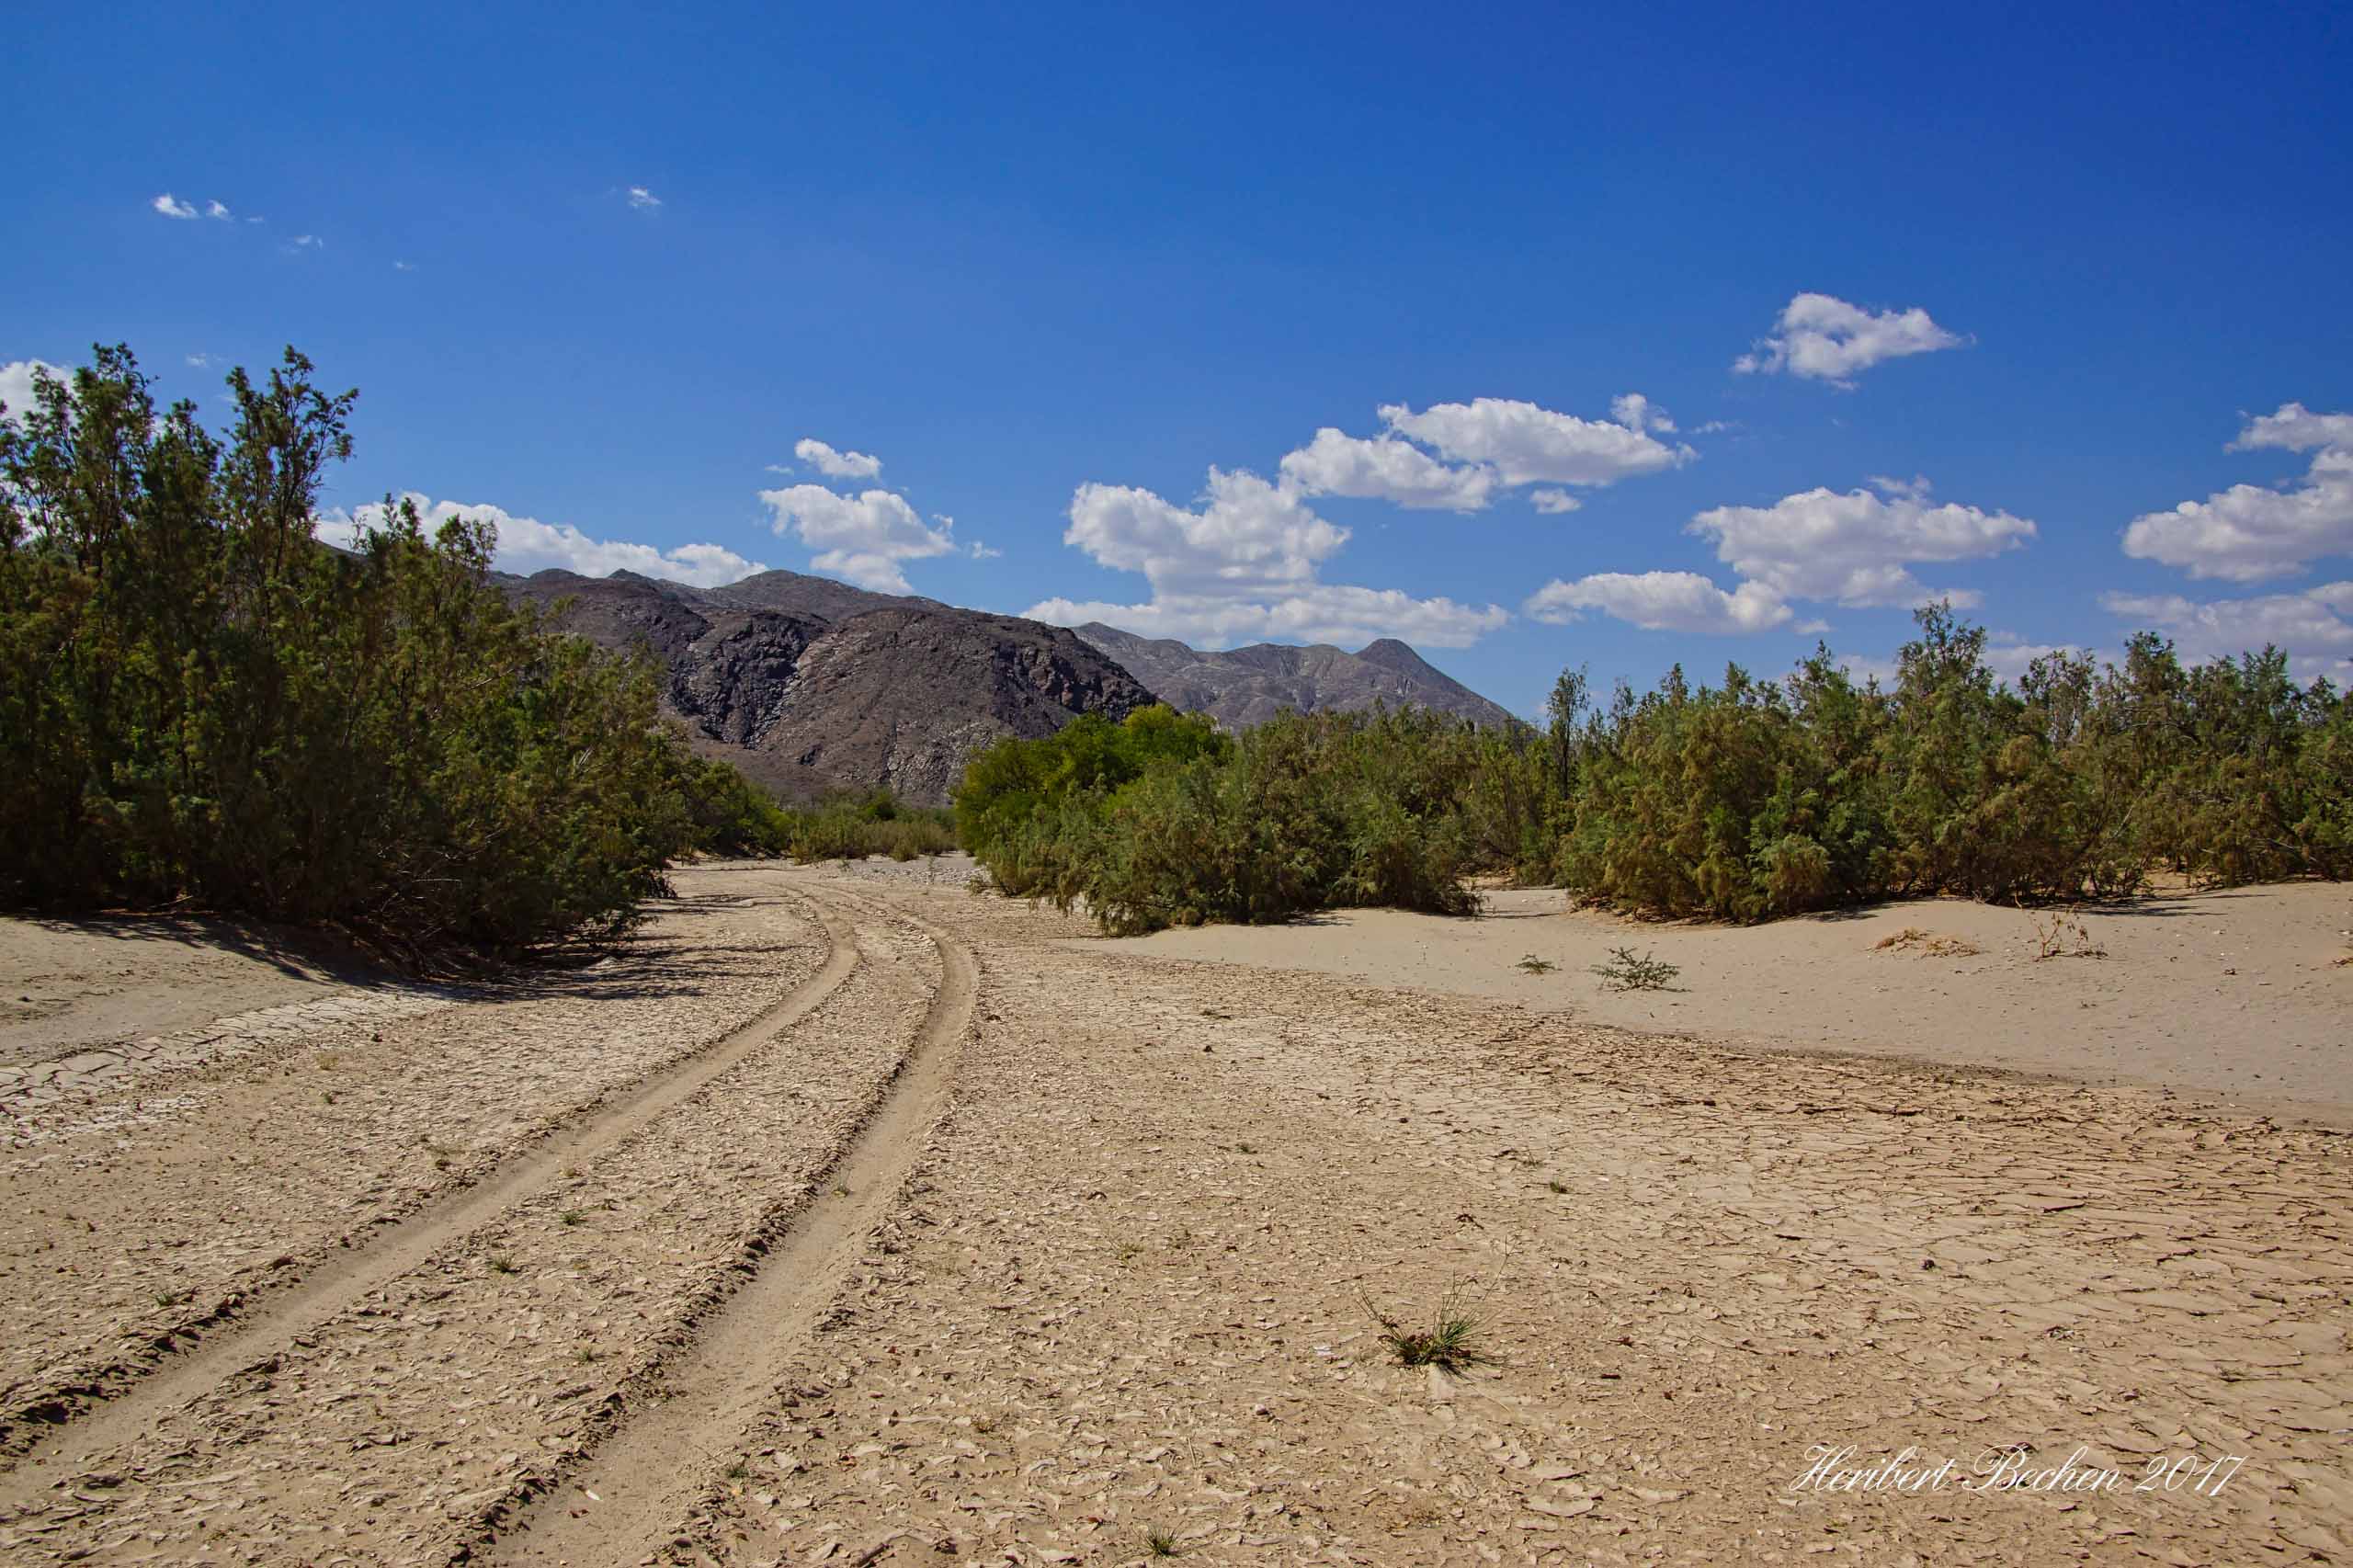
6 2 2349 714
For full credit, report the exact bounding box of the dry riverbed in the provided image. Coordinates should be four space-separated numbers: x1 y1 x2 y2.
0 862 2346 1565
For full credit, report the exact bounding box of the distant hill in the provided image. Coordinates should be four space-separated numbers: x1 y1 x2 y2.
1074 623 1518 730
501 568 1156 805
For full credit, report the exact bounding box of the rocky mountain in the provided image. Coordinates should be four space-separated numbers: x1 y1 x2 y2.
1074 623 1518 730
502 568 1157 805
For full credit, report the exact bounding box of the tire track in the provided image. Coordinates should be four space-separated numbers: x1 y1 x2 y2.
0 889 864 1500
472 883 977 1566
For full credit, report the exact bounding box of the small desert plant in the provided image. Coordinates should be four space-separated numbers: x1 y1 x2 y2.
1874 927 1983 958
559 1209 584 1227
487 1254 518 1275
1517 954 1558 974
2025 904 2107 960
1143 1528 1180 1557
1365 1290 1497 1371
1592 945 1679 991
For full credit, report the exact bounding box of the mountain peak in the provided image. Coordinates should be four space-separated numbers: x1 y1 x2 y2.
1354 637 1436 674
504 571 1156 804
1073 625 1513 730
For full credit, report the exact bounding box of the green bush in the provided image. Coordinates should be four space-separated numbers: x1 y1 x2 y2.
765 788 955 863
1555 606 2348 919
0 344 781 951
953 605 2349 932
956 705 1497 933
676 754 799 858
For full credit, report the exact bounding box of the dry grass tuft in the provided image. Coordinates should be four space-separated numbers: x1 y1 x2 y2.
2025 905 2108 960
1365 1290 1498 1371
1875 927 1984 958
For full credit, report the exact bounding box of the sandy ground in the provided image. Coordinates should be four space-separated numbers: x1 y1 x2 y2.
0 912 408 1074
1110 881 2353 1126
0 863 2346 1565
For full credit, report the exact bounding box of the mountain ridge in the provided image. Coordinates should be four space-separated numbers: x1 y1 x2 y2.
501 565 1523 803
500 567 1154 804
1073 621 1518 730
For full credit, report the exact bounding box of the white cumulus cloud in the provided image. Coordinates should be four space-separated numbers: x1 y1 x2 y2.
1023 467 1506 648
1688 479 2035 608
1529 488 1582 515
152 193 199 220
2229 402 2353 454
627 186 662 210
759 483 954 593
1608 392 1676 434
2100 582 2353 679
1733 292 1967 384
1377 396 1693 487
1060 470 1344 597
1 359 69 427
792 437 883 481
2122 403 2353 582
1029 586 1508 650
1277 427 1497 511
205 200 233 221
1523 572 1793 635
315 494 766 587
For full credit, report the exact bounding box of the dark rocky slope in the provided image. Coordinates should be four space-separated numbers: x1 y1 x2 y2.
1074 623 1517 730
502 569 1155 804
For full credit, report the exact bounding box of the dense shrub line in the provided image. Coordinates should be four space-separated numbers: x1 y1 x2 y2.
1561 608 2348 919
956 607 2352 932
956 704 1521 933
0 347 787 951
747 788 958 863
676 766 954 863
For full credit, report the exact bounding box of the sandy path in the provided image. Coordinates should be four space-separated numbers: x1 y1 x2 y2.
0 864 2346 1566
0 877 956 1561
487 898 977 1565
0 883 839 1456
673 872 2349 1566
1111 881 2353 1124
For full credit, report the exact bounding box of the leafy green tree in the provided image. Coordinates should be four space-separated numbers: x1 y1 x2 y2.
0 344 785 950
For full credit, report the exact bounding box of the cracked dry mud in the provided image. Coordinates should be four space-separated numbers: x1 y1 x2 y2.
1 863 2347 1566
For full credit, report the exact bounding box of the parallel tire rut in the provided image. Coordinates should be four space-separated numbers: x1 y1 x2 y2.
0 891 864 1499
473 887 978 1565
